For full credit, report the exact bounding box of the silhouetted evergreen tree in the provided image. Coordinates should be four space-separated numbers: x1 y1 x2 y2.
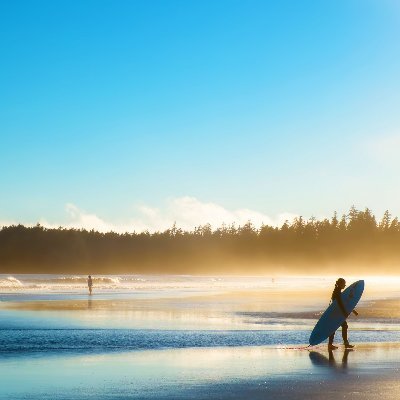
1 207 400 274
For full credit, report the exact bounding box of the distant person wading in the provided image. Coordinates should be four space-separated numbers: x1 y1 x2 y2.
88 275 93 295
328 278 359 350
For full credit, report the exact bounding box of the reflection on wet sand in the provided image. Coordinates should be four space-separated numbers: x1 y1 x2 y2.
1 345 400 399
309 349 352 371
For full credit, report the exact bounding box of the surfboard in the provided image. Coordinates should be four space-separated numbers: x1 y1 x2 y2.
309 280 364 346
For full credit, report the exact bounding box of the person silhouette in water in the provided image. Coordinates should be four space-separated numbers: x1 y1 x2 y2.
88 275 93 295
328 278 358 350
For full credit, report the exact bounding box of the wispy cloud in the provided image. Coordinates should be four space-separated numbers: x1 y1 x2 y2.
133 197 297 232
38 204 136 233
3 197 298 233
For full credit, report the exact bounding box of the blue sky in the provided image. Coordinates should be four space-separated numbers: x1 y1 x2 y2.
1 0 400 231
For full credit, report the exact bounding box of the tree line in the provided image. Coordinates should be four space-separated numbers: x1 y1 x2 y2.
1 207 400 274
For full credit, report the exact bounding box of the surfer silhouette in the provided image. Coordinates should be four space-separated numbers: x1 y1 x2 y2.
88 275 93 295
328 278 358 350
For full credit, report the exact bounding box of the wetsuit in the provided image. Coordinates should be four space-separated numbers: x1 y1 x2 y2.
328 286 349 345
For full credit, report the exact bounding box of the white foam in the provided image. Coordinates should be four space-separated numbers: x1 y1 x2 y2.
46 276 122 285
1 274 400 296
0 276 23 288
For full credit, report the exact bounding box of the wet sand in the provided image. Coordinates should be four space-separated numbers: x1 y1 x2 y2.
1 344 400 399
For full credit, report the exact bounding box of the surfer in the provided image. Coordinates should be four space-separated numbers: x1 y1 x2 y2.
328 278 358 350
88 275 93 295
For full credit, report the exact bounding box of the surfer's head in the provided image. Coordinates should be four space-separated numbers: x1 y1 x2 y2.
336 278 346 289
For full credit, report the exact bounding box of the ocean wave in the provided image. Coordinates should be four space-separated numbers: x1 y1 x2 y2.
35 276 123 285
0 277 23 288
0 275 127 291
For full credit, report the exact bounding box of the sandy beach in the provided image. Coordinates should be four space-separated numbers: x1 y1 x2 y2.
1 275 400 399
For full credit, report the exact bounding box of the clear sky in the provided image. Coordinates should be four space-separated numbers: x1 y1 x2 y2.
1 0 400 231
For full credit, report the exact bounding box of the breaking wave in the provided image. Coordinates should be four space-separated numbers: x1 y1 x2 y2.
0 275 127 291
45 276 122 285
0 277 23 288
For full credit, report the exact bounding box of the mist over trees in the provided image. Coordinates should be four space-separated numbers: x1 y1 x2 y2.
1 207 400 274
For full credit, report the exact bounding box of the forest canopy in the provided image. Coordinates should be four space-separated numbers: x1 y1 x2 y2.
1 207 400 274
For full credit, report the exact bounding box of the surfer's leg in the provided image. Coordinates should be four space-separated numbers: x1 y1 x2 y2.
341 321 348 343
328 332 338 349
341 321 354 348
